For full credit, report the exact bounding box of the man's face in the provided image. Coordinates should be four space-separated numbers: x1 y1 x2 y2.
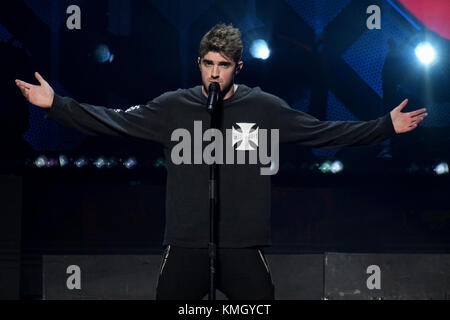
198 51 243 99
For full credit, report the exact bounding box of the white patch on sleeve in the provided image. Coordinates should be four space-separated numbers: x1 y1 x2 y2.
125 105 141 113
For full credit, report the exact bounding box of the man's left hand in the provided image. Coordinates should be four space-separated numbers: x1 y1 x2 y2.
390 99 428 134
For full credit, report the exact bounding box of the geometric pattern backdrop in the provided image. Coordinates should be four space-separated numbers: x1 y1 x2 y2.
1 0 448 153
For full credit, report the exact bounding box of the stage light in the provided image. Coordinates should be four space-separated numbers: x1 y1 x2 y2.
433 162 449 175
59 155 69 167
415 42 436 66
94 44 114 63
250 39 270 60
93 157 106 169
34 155 48 168
46 158 59 168
123 157 137 169
154 157 166 168
330 160 344 174
74 156 88 168
318 161 332 174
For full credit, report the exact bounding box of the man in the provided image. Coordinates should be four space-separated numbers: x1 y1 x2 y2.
16 24 427 300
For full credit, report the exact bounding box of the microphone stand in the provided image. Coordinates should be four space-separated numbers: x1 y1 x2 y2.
206 83 220 301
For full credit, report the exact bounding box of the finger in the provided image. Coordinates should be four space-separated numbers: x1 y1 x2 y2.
412 113 428 121
35 72 46 85
16 82 29 89
396 99 408 111
21 86 29 96
17 84 30 93
19 87 29 100
411 114 427 121
15 79 32 89
17 84 28 93
411 116 426 125
409 108 427 117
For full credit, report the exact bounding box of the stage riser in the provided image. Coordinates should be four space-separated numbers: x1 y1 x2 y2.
42 254 450 300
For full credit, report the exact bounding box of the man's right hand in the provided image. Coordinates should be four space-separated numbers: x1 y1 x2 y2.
15 72 54 108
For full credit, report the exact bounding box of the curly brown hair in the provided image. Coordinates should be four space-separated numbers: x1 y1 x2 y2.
199 24 243 63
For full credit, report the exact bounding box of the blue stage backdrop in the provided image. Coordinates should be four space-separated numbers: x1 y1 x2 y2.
1 0 448 165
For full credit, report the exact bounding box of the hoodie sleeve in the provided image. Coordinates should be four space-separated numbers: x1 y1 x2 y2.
273 98 397 149
45 94 169 146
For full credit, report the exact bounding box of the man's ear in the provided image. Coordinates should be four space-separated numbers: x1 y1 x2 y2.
235 61 243 74
197 57 201 69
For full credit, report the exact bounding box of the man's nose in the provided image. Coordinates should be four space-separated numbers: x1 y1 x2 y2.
211 65 219 78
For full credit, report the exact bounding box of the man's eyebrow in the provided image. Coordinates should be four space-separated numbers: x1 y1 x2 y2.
202 59 232 65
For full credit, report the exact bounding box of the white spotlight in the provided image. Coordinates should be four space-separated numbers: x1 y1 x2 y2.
93 157 107 169
74 156 88 168
34 155 48 168
434 162 449 175
330 160 344 174
415 42 436 65
250 39 270 60
59 155 69 167
123 157 137 169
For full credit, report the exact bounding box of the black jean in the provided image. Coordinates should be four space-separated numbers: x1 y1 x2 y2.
155 245 275 300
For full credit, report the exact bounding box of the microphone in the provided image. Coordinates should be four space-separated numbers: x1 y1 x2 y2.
207 82 220 111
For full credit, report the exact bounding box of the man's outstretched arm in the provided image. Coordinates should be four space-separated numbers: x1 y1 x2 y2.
15 72 168 145
275 98 428 149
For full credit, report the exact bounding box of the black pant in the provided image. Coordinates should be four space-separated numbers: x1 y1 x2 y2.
155 246 275 300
